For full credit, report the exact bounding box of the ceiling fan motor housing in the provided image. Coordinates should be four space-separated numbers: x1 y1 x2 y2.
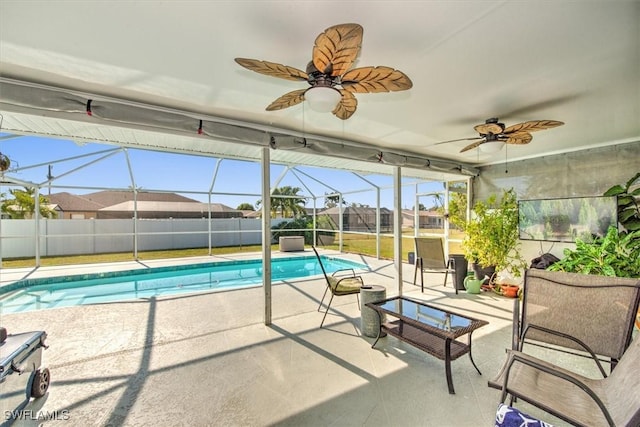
306 61 337 88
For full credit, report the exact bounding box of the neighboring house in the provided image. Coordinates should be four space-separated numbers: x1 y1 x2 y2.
46 191 242 219
402 209 445 229
241 210 260 218
321 206 393 233
47 192 105 219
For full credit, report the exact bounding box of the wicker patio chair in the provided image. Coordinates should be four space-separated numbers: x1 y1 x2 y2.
512 269 640 375
413 237 455 293
490 334 640 427
312 246 364 327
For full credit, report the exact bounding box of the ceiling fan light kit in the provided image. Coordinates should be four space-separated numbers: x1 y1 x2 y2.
235 23 412 120
304 86 342 112
479 141 505 154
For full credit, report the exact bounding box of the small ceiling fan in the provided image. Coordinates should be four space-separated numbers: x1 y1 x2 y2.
235 23 412 120
437 118 564 153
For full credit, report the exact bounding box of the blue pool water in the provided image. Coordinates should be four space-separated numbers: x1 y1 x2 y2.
0 255 367 314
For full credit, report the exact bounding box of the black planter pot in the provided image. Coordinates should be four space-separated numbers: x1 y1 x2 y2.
449 254 468 291
472 263 496 285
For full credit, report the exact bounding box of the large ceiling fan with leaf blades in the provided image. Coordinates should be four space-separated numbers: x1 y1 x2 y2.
437 118 564 152
234 23 413 120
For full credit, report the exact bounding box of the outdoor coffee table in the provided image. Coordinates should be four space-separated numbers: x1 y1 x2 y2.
366 296 489 394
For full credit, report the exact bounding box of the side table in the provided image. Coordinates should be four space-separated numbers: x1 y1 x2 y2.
360 285 387 337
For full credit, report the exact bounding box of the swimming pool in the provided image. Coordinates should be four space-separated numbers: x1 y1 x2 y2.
0 255 367 314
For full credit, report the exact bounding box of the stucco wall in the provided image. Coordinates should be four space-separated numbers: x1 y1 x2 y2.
474 141 640 271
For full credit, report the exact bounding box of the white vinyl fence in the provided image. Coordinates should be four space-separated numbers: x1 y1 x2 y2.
0 218 288 258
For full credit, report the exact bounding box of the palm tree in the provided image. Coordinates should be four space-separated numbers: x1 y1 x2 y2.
278 186 307 218
1 187 56 219
324 192 347 208
257 186 307 218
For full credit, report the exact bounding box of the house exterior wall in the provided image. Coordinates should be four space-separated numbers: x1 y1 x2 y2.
475 141 640 271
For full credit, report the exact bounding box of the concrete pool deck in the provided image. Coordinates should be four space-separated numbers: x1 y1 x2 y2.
1 249 575 426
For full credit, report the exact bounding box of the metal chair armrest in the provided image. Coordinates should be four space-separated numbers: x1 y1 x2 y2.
520 323 608 378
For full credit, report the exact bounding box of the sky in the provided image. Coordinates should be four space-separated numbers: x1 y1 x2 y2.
0 134 447 210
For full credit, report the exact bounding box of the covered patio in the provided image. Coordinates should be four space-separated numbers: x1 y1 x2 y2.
1 2 639 426
3 250 578 426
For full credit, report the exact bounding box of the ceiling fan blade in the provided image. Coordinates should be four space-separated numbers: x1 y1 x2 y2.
503 120 564 134
332 90 357 120
235 58 308 82
341 66 413 93
312 23 363 76
265 89 307 111
473 122 504 135
504 132 533 145
460 140 486 153
430 136 484 146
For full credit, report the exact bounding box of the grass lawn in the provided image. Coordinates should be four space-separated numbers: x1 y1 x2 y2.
1 230 466 268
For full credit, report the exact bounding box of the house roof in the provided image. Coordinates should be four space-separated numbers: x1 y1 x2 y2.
322 206 392 215
47 190 236 213
99 201 237 213
47 192 106 211
83 190 199 206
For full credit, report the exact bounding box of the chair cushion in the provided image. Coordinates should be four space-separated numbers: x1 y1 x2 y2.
327 276 362 294
495 403 554 427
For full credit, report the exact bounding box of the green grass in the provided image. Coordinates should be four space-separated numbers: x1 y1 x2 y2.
0 245 273 268
1 230 466 268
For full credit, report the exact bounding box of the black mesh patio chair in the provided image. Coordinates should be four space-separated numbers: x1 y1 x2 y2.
413 237 455 293
312 246 364 327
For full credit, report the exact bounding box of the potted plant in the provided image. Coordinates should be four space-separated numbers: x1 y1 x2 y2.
0 152 10 172
548 226 640 277
604 172 640 233
460 188 527 290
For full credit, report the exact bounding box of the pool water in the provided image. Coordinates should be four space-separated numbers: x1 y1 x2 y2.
0 255 367 314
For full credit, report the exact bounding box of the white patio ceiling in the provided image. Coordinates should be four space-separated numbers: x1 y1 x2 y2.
0 1 639 180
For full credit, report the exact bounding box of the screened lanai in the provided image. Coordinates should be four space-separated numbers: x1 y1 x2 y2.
0 83 479 325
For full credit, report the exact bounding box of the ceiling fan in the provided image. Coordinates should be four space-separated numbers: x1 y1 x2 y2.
234 23 412 120
437 118 565 153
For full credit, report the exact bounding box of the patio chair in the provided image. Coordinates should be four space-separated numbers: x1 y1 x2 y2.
490 334 640 427
312 246 364 327
413 237 455 293
512 269 640 375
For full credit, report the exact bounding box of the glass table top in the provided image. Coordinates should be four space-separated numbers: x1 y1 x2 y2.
375 297 474 331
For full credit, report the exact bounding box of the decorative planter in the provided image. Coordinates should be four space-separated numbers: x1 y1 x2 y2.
463 275 483 294
472 263 496 285
0 153 10 172
500 284 520 298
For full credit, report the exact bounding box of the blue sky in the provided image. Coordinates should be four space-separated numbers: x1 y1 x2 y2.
0 134 446 210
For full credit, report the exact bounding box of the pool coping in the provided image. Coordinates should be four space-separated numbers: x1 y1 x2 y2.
0 252 368 296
